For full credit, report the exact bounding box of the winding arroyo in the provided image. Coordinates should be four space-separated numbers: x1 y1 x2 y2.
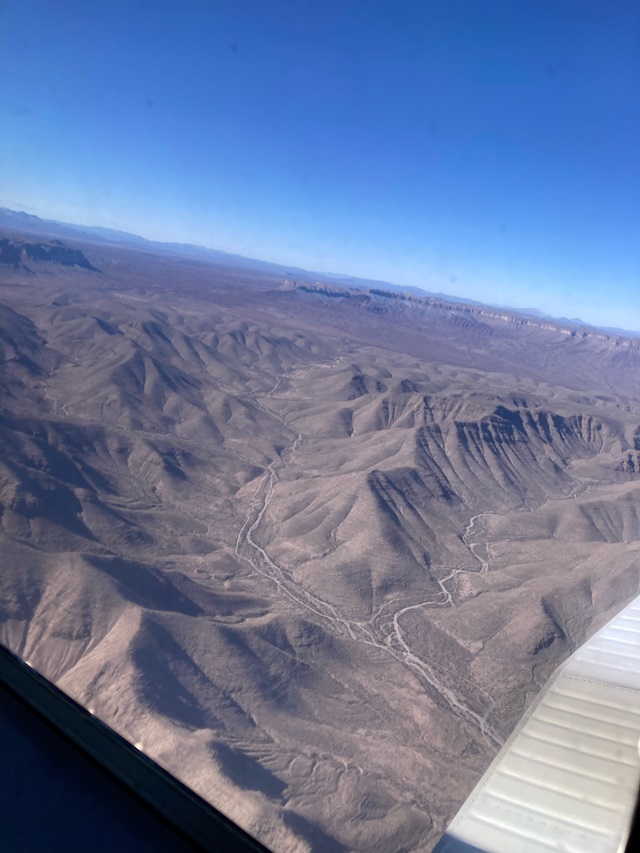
1 232 639 851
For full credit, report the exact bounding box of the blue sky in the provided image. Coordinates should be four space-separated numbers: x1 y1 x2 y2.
1 0 639 330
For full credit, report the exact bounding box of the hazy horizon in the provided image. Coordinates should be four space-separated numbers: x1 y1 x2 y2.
4 204 640 337
2 208 640 853
1 0 638 329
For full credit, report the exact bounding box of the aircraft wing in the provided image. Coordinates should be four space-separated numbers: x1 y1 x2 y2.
435 595 640 853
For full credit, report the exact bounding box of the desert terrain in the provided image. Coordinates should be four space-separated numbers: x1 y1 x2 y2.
1 224 639 851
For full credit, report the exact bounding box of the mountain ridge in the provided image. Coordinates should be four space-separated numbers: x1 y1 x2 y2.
3 207 632 338
285 281 640 350
1 236 639 851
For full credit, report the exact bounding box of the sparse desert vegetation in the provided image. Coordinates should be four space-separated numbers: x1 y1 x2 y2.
1 230 639 851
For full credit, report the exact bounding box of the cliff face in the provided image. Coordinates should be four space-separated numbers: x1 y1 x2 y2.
0 237 99 272
289 281 640 352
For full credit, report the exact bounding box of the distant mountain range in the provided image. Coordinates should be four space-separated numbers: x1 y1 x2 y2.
0 207 489 303
1 202 640 853
1 207 636 338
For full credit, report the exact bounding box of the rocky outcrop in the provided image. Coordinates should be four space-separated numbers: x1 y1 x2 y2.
289 281 640 352
0 237 99 271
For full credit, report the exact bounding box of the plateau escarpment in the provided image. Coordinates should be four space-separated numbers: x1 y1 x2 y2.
0 236 99 272
0 232 639 852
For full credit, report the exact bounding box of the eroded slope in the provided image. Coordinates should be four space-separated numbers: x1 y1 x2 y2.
1 238 639 851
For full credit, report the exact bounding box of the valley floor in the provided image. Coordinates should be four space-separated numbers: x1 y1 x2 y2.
1 238 639 851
